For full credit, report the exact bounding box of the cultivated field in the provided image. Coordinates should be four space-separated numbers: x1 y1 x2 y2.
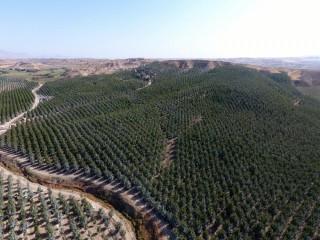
0 76 137 240
0 61 320 239
0 68 66 83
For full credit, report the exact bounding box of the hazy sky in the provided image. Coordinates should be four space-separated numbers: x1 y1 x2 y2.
1 0 319 58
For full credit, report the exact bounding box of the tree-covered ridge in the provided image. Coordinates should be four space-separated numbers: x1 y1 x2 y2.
0 77 37 124
1 64 320 238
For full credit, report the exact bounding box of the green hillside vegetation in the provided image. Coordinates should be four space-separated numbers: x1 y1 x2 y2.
1 64 320 238
0 77 36 124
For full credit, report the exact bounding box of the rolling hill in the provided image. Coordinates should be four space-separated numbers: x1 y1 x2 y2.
0 62 320 239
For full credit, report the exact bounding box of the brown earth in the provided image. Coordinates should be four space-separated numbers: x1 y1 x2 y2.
0 59 153 78
246 65 282 73
161 137 178 169
162 59 232 69
246 65 320 87
286 69 320 87
288 70 302 81
0 59 233 79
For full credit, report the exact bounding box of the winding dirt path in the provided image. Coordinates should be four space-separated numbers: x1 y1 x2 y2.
136 79 152 90
31 83 43 110
0 83 42 135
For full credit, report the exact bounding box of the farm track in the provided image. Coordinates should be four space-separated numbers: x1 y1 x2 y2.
161 137 177 168
0 83 42 135
136 79 152 90
0 82 171 239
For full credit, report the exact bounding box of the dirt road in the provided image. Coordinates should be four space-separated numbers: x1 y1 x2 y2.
136 79 152 90
0 83 42 135
31 83 42 110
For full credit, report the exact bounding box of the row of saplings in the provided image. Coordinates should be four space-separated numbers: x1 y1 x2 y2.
0 172 126 240
0 77 36 124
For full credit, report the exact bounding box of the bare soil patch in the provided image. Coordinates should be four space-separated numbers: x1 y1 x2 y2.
161 137 177 169
288 70 302 81
189 115 203 127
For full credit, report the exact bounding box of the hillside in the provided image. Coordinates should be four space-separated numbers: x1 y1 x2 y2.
0 50 30 59
222 57 320 70
218 57 320 88
0 63 320 239
0 59 153 78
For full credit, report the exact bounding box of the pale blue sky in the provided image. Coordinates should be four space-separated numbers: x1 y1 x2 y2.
1 0 319 58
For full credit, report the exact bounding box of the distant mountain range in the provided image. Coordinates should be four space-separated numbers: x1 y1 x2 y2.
0 49 30 59
217 57 320 70
1 49 320 71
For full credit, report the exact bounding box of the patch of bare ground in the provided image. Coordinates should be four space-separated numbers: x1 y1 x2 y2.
289 69 320 87
162 60 231 69
189 115 203 127
152 137 177 181
161 137 177 169
0 149 172 239
288 70 302 81
136 79 152 90
212 224 223 237
0 59 154 78
303 70 320 86
293 98 301 106
248 65 282 73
